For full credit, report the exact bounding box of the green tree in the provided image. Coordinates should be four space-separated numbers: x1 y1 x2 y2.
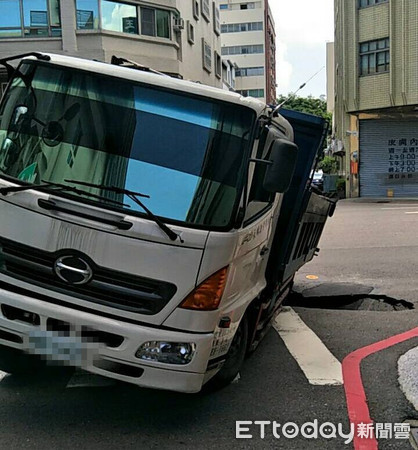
318 155 337 174
276 94 332 125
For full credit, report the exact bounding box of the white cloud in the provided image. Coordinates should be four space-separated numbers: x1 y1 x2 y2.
269 0 334 97
276 41 293 94
101 3 137 32
271 1 334 45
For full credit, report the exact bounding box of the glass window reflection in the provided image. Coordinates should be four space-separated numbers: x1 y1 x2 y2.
0 0 21 28
76 0 99 29
0 0 61 37
102 0 138 34
23 0 48 28
48 0 61 27
0 63 255 228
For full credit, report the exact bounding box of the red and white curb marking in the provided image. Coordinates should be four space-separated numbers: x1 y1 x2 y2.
342 327 418 450
398 346 418 411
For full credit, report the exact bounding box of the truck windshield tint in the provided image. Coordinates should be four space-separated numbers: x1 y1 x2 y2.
0 62 255 228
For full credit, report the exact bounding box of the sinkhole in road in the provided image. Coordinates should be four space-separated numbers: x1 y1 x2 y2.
286 283 414 311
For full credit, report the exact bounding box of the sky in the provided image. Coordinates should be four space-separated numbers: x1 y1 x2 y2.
269 0 334 99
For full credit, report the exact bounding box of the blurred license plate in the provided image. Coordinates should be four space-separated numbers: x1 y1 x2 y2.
27 330 88 366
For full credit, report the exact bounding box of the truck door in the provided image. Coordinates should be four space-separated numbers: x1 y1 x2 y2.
231 128 283 294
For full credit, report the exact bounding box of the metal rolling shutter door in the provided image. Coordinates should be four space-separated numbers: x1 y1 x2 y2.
359 119 418 197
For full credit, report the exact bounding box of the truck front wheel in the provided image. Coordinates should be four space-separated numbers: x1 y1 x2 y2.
204 315 248 391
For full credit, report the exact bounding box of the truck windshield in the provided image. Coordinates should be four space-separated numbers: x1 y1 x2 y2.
0 61 255 228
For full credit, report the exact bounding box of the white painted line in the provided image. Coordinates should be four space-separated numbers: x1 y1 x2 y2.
66 370 115 388
405 212 418 215
273 307 343 386
398 346 418 411
381 207 418 210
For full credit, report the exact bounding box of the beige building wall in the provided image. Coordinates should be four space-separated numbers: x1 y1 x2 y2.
177 1 223 85
333 0 418 198
0 0 222 88
219 0 275 103
326 42 335 113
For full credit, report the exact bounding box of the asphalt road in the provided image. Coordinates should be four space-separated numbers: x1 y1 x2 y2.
0 200 417 449
295 200 418 307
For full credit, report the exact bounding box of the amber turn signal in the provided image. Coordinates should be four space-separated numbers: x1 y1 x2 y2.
180 267 229 311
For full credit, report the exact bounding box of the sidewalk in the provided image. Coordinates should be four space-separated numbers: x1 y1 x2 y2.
341 197 418 203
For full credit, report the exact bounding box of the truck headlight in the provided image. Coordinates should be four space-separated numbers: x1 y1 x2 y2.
135 341 196 365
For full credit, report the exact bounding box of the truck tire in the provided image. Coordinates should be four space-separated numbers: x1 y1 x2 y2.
0 344 45 375
204 315 248 391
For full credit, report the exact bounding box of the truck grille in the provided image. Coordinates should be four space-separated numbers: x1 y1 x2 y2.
0 237 177 315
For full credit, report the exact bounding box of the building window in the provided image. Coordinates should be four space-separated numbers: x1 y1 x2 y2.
140 7 170 38
193 0 199 20
101 1 137 34
187 20 194 44
359 38 389 75
49 0 61 29
222 62 228 83
221 44 264 55
202 38 212 72
359 0 388 7
76 1 171 38
76 0 99 29
214 51 222 78
201 0 210 22
213 2 220 35
0 0 61 38
139 7 154 36
235 66 264 77
219 4 229 10
240 2 255 9
221 22 263 33
237 89 264 98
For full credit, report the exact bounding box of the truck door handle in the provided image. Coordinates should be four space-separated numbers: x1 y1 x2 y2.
260 246 269 256
37 199 133 230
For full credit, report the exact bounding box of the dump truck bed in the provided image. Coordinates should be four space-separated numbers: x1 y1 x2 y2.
266 108 336 287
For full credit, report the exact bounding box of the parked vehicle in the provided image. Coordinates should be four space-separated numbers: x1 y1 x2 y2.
312 169 324 191
0 53 335 393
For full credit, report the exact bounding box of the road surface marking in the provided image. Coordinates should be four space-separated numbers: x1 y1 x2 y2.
273 307 343 386
306 275 319 280
342 327 418 450
405 211 418 214
66 370 116 388
381 207 418 210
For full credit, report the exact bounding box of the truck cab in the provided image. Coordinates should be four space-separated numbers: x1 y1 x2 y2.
0 53 333 392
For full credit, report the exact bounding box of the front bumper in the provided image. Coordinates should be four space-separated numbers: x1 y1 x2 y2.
0 286 214 393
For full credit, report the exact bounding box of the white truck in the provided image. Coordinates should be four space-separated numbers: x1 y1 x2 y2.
0 53 335 393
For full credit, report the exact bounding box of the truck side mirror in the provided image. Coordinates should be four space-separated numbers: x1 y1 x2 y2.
263 138 298 193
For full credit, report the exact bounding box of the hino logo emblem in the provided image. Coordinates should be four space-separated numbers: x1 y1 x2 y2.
54 255 93 285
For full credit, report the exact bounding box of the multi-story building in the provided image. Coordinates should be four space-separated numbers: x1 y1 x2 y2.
221 58 237 91
219 0 276 104
0 0 224 95
333 0 418 198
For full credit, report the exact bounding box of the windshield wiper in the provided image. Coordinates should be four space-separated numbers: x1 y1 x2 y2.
0 181 130 207
64 179 183 243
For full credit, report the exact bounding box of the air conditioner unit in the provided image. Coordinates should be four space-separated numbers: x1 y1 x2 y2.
173 17 185 31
